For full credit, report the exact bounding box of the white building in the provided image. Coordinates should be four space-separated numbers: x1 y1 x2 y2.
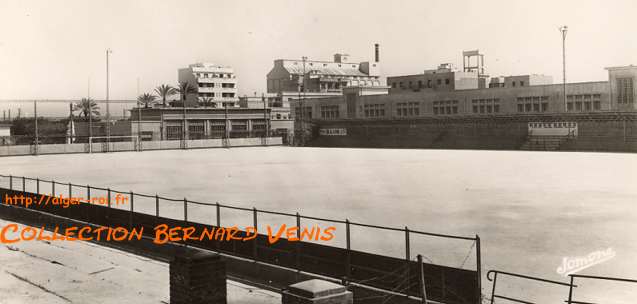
178 63 239 107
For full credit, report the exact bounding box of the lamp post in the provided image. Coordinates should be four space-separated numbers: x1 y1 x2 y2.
301 56 307 146
559 26 568 112
106 48 112 143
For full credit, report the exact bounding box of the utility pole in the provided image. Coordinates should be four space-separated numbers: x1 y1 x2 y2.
560 26 568 112
34 100 38 155
301 56 307 146
262 93 269 140
106 48 112 144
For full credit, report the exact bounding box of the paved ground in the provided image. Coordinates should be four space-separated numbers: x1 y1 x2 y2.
0 219 280 304
3 147 637 302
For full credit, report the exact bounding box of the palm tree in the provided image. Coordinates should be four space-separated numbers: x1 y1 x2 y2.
199 97 216 108
74 97 100 118
137 93 158 108
178 82 198 106
154 84 178 107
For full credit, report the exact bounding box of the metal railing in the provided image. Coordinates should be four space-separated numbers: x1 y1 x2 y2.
487 270 575 304
566 274 637 304
0 173 483 303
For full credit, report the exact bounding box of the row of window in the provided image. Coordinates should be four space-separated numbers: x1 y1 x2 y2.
433 100 458 115
517 103 549 113
320 105 340 119
195 73 234 79
567 101 602 111
363 104 386 118
392 78 451 89
198 83 236 88
198 92 235 98
396 102 420 117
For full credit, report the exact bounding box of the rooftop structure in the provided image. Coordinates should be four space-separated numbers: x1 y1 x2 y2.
266 44 387 99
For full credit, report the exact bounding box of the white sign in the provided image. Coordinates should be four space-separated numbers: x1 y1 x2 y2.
528 122 577 136
319 128 347 136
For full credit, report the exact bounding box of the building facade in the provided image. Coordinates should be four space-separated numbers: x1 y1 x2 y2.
178 63 238 107
129 107 271 141
266 44 388 103
293 65 637 121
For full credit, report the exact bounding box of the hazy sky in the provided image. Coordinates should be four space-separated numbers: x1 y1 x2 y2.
1 0 636 100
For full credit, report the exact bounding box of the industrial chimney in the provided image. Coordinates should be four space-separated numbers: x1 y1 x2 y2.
374 43 379 62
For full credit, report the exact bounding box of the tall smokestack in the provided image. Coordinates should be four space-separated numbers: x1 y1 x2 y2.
374 43 379 62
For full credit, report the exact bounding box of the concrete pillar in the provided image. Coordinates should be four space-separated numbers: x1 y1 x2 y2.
282 279 353 304
170 250 226 304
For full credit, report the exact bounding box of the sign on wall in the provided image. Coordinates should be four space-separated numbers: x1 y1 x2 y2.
528 122 578 136
319 128 347 136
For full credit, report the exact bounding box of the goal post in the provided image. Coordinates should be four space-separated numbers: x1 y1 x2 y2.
88 135 141 153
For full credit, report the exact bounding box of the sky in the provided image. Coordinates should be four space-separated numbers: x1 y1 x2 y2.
0 0 636 100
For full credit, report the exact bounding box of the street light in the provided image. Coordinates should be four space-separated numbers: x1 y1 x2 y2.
300 56 307 146
106 48 112 143
559 26 568 112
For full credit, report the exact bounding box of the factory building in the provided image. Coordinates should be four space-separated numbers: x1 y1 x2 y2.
266 44 390 103
295 65 637 120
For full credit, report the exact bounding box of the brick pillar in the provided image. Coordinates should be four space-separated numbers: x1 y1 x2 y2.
170 249 226 304
282 279 353 304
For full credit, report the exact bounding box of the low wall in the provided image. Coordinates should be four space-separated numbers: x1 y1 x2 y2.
0 137 283 157
309 113 637 152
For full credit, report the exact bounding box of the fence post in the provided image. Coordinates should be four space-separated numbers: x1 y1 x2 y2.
253 207 258 261
567 275 574 304
52 181 55 196
418 254 428 304
489 272 497 304
476 235 482 303
155 194 159 217
345 219 351 282
183 198 188 223
405 226 411 297
9 175 12 190
87 185 91 202
129 191 134 230
22 176 25 193
296 212 301 276
216 202 221 227
107 188 111 208
68 183 72 199
36 178 39 194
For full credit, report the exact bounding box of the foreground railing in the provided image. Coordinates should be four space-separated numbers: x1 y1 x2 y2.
487 270 574 304
567 274 637 304
0 173 483 304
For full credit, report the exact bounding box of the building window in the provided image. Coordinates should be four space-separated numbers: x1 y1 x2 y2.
320 105 339 119
473 105 478 113
594 100 601 110
363 104 386 118
617 78 634 103
520 81 525 87
396 102 420 117
188 123 205 139
517 104 524 112
567 102 573 111
210 121 226 135
445 79 450 85
541 103 548 112
437 79 442 85
392 82 397 88
512 82 516 87
166 125 182 140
